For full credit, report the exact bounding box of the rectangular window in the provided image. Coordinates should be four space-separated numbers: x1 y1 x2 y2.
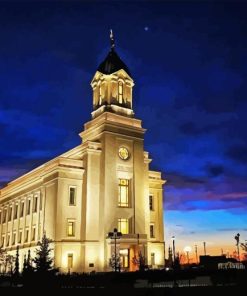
118 218 129 234
118 179 129 207
25 229 29 242
3 209 7 223
40 195 42 210
14 204 18 219
149 195 154 211
8 207 12 222
33 196 38 213
7 234 10 246
1 236 5 248
151 252 155 265
32 227 36 241
150 224 155 238
18 230 22 244
118 81 123 104
12 233 16 245
67 221 75 237
0 211 1 223
20 201 24 218
67 253 73 269
27 199 31 215
69 187 76 206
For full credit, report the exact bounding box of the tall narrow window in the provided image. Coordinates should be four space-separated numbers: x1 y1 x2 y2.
14 204 18 219
69 187 76 206
151 253 155 265
27 199 31 215
12 233 16 245
118 218 129 234
18 230 22 244
20 202 24 218
40 195 42 210
25 228 29 243
33 196 38 213
67 253 73 269
67 220 75 237
0 211 1 223
3 209 6 223
150 224 155 238
8 207 12 222
1 236 5 248
99 85 102 105
118 81 123 104
32 227 36 241
118 179 129 207
7 234 10 246
149 195 154 211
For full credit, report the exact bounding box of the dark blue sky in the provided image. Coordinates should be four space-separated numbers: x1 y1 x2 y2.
0 1 247 254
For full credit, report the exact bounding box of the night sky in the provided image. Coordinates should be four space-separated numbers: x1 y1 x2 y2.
0 1 247 259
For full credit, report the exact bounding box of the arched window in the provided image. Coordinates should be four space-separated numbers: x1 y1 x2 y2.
118 81 123 104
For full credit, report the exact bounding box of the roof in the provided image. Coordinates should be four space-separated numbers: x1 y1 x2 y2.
97 49 131 77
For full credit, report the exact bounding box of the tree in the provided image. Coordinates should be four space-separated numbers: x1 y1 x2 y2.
132 251 145 271
14 245 20 277
109 253 121 272
33 234 53 273
0 247 6 273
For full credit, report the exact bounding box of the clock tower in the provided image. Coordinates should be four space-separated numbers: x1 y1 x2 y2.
79 31 165 271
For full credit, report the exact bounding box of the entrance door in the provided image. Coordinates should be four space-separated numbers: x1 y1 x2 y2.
119 249 129 270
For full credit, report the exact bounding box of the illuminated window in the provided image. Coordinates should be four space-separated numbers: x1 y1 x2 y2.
149 195 154 211
118 179 129 207
27 199 31 215
8 207 12 222
14 204 18 219
151 252 155 265
12 233 16 245
67 220 75 237
118 218 129 234
150 224 155 238
20 202 24 218
18 230 22 244
67 253 73 269
118 81 123 104
69 187 76 206
33 196 38 213
120 249 129 268
25 229 29 243
99 85 102 105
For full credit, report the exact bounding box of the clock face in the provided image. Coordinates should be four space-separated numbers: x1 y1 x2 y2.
118 147 129 160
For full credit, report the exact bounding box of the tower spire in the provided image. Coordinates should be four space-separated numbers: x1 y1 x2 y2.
110 29 115 50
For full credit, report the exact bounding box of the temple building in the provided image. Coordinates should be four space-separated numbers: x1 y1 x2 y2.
0 32 165 273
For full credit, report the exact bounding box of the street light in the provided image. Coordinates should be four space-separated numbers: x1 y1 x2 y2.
107 228 122 272
184 246 192 265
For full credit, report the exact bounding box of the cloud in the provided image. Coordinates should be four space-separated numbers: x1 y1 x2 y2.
226 145 247 163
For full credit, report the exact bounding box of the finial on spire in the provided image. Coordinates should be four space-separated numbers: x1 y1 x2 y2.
110 29 115 50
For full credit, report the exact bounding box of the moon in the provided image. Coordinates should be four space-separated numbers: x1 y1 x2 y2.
144 26 149 31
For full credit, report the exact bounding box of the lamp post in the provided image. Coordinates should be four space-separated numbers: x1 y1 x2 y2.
184 246 192 265
203 241 207 256
172 236 176 264
195 244 198 264
107 228 122 272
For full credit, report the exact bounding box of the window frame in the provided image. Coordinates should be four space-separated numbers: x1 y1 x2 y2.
118 81 123 104
118 179 130 207
150 223 155 238
69 186 76 206
118 218 129 235
149 195 154 211
67 220 75 237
